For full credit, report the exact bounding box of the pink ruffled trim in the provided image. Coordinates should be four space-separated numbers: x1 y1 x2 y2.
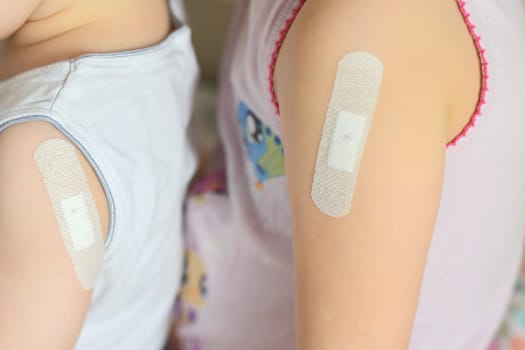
447 0 489 148
268 0 306 116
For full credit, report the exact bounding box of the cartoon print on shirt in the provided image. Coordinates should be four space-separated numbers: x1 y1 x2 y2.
175 249 208 326
238 101 285 189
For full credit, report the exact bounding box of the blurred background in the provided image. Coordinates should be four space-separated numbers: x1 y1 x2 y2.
182 0 236 157
184 0 235 80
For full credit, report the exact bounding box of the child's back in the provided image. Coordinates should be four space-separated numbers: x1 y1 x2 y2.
0 1 197 349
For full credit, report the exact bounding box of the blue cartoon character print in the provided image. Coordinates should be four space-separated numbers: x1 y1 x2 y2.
238 101 285 189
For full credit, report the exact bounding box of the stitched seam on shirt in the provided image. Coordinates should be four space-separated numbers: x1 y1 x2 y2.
49 61 75 113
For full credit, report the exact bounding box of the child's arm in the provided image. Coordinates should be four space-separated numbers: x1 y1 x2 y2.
0 0 40 39
274 0 478 349
0 122 109 349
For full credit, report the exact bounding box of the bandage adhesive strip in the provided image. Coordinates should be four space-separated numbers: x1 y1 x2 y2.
311 52 384 217
34 138 104 290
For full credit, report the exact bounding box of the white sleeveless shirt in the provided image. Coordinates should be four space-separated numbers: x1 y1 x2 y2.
0 12 198 350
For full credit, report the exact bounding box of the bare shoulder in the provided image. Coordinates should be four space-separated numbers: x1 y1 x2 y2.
270 1 476 348
0 121 109 240
0 121 109 349
275 0 480 140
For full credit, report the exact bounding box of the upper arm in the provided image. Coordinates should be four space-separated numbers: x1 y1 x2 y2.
275 1 455 349
0 121 109 349
0 0 41 39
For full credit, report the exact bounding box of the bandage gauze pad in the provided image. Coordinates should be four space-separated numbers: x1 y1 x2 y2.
311 52 384 217
34 139 105 290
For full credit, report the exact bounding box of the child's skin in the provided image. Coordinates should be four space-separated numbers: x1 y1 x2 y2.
274 0 480 348
0 0 172 79
0 1 172 349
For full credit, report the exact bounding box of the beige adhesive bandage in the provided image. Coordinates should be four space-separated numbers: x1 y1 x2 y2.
34 139 104 290
311 52 384 217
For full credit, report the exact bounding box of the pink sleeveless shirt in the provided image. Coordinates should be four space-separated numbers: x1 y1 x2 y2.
177 1 525 349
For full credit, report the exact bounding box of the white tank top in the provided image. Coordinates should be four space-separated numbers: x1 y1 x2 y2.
0 15 198 350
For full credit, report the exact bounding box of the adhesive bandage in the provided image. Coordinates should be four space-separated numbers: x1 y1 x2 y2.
311 52 384 217
34 139 105 290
